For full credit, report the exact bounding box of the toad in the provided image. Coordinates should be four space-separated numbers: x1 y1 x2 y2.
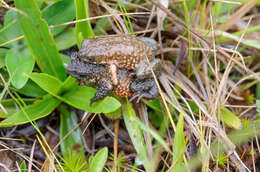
78 35 161 86
66 52 158 105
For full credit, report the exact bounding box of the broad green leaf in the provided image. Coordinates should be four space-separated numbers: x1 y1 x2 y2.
0 99 35 118
89 147 108 172
14 0 67 81
55 28 76 51
18 79 47 98
19 160 27 171
0 95 61 127
104 108 122 119
0 100 18 118
0 24 7 44
42 0 75 36
59 104 85 162
74 0 94 47
2 10 24 47
27 73 63 95
6 48 35 89
0 98 35 118
0 48 8 68
220 108 241 129
61 86 121 113
171 112 185 172
122 103 153 172
28 73 121 113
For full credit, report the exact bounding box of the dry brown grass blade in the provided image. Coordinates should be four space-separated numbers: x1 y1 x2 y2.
137 102 153 160
98 0 128 34
146 0 258 78
28 140 36 172
217 0 258 31
0 141 40 171
113 119 119 172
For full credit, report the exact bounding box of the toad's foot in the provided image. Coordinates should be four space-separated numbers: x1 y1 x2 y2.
90 79 113 106
129 78 158 102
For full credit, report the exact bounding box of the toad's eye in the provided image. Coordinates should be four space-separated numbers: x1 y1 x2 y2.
86 57 97 63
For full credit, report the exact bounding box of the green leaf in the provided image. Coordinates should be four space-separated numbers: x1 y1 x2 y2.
122 103 153 172
104 108 122 119
42 0 75 36
55 28 76 51
74 0 94 47
0 95 61 127
143 99 162 113
59 104 85 162
2 10 24 47
0 48 8 68
220 108 241 129
27 73 63 95
14 0 67 81
19 160 27 171
61 86 121 113
5 48 35 89
171 112 185 172
89 147 108 172
28 73 121 113
0 99 35 118
18 79 47 98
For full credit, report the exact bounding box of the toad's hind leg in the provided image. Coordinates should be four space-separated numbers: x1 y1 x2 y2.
90 79 113 106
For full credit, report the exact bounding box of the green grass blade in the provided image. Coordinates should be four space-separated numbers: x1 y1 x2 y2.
122 102 153 172
89 147 108 172
74 0 94 48
59 104 87 171
131 115 170 152
14 0 66 81
0 95 61 127
171 112 185 172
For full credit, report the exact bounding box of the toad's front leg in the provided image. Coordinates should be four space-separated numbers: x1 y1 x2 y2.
90 79 113 106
